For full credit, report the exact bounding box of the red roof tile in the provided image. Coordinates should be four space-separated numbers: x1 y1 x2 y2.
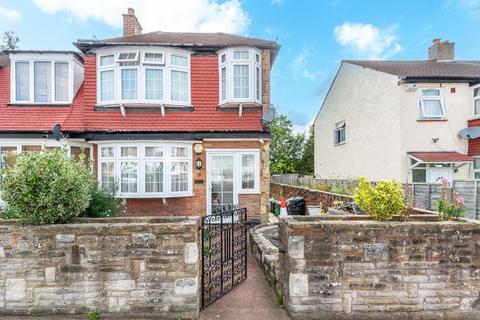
0 55 265 133
408 152 473 163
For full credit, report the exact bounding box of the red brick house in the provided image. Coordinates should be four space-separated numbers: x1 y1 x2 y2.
0 9 280 222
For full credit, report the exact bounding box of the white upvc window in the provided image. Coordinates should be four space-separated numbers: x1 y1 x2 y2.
98 143 193 198
10 53 81 104
474 158 480 179
240 152 260 193
96 47 191 106
473 85 480 117
420 88 445 119
334 121 346 145
144 52 165 65
218 47 262 105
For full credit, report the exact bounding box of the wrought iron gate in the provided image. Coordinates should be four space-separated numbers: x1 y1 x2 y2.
201 206 248 307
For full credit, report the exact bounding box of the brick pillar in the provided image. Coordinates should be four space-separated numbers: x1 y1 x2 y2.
260 141 271 223
261 49 271 111
123 8 143 37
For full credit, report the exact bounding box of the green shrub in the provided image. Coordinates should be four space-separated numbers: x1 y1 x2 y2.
354 177 406 221
83 188 121 218
87 310 101 320
1 148 93 225
317 182 331 192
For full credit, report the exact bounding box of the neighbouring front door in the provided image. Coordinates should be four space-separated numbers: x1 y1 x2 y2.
428 168 453 184
207 153 238 214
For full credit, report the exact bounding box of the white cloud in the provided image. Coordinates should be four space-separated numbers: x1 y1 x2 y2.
271 0 285 6
292 47 323 81
333 22 402 60
0 4 21 22
445 0 480 18
32 0 250 34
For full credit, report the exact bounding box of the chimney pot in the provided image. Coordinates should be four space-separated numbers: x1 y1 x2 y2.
123 8 142 37
428 38 455 61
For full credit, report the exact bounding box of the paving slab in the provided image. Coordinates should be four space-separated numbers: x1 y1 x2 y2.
200 250 290 320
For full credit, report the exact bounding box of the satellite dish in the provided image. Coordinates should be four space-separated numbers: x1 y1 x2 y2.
458 127 480 140
262 106 277 124
52 124 63 141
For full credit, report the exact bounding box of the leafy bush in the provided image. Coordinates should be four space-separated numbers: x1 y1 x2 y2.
1 148 93 225
354 177 406 221
87 311 101 320
83 188 121 218
317 182 331 192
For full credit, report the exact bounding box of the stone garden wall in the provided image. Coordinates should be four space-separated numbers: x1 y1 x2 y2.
0 217 201 318
278 216 480 319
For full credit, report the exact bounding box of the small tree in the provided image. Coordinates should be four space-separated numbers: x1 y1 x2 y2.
298 125 314 175
1 31 19 51
270 114 305 174
1 148 93 225
354 177 406 221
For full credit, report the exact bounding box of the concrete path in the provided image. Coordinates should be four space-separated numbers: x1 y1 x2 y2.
200 250 290 320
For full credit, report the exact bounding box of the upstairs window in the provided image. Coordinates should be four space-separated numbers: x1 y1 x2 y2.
334 121 346 145
474 86 480 116
97 49 190 106
11 53 81 104
218 47 262 105
420 89 445 119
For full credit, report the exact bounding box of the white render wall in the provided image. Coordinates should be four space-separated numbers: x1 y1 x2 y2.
314 62 473 182
399 82 471 180
314 63 403 181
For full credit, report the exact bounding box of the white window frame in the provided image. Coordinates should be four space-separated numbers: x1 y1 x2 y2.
96 46 191 107
419 88 445 119
473 84 480 117
97 142 193 198
0 139 92 193
10 53 80 105
334 121 346 145
116 51 139 63
143 52 165 65
218 47 262 105
474 157 480 180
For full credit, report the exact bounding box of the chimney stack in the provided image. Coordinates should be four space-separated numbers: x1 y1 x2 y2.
123 8 142 37
428 38 455 61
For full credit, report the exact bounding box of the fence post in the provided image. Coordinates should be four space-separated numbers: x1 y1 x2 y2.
476 181 479 220
427 184 432 210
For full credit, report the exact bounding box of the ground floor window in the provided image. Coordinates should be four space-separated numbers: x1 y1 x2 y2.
410 162 453 184
98 143 192 198
474 158 480 179
0 142 91 191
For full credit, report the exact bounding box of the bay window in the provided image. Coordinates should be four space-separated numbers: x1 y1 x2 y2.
96 48 191 106
98 143 193 198
218 47 262 105
10 53 82 104
420 89 445 119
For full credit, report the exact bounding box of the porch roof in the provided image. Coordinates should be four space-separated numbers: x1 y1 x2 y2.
408 151 473 163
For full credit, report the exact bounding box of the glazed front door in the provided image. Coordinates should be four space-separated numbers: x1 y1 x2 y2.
207 153 238 214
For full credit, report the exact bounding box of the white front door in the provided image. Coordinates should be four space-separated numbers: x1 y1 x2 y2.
428 168 453 184
207 153 238 215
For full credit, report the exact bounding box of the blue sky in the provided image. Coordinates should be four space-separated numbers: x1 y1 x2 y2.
1 0 480 132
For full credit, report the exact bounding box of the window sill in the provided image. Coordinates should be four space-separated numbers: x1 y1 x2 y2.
8 102 72 107
115 192 194 199
217 102 262 110
95 103 195 113
417 118 447 122
334 142 346 146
